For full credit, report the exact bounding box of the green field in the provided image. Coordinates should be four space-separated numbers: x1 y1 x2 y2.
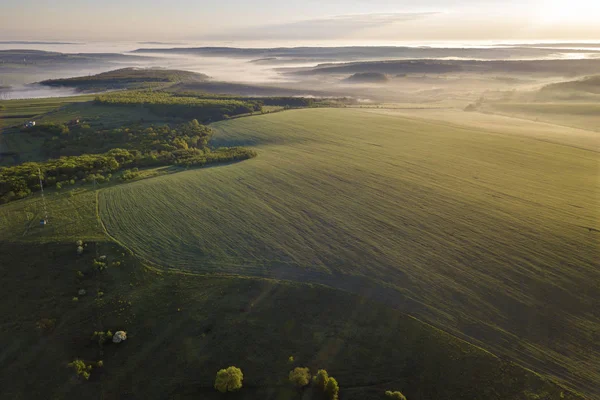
99 108 600 395
0 95 96 129
0 187 104 243
480 102 600 132
0 239 578 400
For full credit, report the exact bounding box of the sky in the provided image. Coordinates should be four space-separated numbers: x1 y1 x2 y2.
1 0 599 43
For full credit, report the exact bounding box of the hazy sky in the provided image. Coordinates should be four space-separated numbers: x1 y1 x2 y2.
2 0 599 43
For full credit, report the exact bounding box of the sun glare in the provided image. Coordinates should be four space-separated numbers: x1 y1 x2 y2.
539 0 599 24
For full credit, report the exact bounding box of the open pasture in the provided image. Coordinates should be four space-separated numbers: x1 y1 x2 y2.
98 108 599 395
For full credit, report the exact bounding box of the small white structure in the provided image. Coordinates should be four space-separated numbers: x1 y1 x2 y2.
25 121 36 128
113 331 127 343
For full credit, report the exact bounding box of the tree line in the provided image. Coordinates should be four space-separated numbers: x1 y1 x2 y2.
0 146 256 203
29 119 213 158
95 91 261 121
214 365 407 400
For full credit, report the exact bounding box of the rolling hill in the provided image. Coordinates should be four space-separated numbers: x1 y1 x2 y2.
0 237 580 400
98 108 600 396
39 68 209 91
344 72 390 83
541 75 600 95
287 59 600 77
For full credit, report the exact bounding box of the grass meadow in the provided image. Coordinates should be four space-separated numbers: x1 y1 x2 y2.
98 108 600 395
0 239 577 400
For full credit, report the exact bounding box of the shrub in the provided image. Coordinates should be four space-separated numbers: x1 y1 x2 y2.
77 246 84 255
313 369 329 392
68 359 92 380
72 297 79 302
214 366 243 393
325 377 339 400
289 367 311 388
93 259 108 271
76 270 84 278
385 391 407 400
120 168 141 181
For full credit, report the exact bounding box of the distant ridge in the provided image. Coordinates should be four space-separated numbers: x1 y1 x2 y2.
132 45 600 61
0 41 78 45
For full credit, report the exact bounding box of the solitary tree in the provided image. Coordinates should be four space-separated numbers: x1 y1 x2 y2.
289 367 311 388
313 369 329 391
385 390 407 400
214 366 243 393
325 377 339 400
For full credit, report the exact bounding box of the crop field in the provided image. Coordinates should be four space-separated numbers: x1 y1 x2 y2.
98 108 600 395
357 106 600 152
480 102 600 132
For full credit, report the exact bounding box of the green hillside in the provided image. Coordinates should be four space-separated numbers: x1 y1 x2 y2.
98 108 600 396
40 68 209 91
0 95 95 130
0 238 579 400
479 102 600 132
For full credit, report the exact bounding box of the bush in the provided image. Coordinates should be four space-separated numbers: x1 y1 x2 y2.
313 369 329 392
93 259 108 271
289 367 311 388
385 391 407 400
68 359 92 380
120 168 141 181
214 366 243 393
325 377 339 400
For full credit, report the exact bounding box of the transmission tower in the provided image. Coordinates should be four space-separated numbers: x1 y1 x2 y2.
38 168 49 225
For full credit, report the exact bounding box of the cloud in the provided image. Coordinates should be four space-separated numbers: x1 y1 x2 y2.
212 12 440 40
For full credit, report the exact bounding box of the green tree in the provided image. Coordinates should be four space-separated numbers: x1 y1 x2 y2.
313 369 329 392
68 359 92 380
289 367 311 388
214 366 243 393
385 391 407 400
325 377 339 400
